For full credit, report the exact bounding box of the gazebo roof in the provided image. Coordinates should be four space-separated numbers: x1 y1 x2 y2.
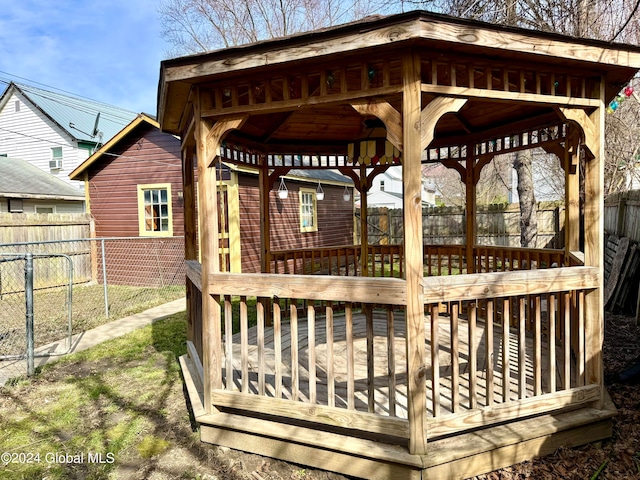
158 11 640 158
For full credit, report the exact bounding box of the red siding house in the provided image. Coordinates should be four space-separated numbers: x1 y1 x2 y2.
70 114 354 282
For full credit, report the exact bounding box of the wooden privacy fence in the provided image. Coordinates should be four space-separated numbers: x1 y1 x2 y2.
358 203 564 248
604 191 640 242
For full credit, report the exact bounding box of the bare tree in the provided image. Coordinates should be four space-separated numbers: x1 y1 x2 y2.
158 0 400 54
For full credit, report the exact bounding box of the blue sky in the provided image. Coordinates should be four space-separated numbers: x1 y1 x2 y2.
0 0 169 115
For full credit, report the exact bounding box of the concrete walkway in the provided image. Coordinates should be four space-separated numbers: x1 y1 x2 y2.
0 297 186 385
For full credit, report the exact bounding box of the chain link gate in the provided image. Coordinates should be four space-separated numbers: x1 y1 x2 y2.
0 253 73 384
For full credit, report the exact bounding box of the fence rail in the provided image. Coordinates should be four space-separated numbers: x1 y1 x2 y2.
358 204 564 248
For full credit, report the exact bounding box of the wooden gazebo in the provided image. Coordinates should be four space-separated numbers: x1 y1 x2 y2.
158 11 640 479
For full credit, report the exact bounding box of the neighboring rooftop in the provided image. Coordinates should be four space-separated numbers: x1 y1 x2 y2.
0 81 138 145
0 157 85 200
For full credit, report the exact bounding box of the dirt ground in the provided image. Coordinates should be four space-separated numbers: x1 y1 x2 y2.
20 312 640 480
151 312 640 480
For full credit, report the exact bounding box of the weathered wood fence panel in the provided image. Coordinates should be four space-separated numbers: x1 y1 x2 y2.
0 213 91 244
604 191 640 243
357 204 563 248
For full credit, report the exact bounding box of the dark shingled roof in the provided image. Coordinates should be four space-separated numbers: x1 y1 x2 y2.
0 157 85 200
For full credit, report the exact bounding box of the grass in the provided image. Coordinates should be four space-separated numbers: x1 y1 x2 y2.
0 313 193 480
0 283 185 351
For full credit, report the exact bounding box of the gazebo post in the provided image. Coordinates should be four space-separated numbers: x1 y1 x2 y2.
583 99 605 408
195 90 222 412
559 102 605 408
402 52 428 455
182 142 197 342
359 164 369 276
260 159 272 274
565 146 580 257
465 152 477 273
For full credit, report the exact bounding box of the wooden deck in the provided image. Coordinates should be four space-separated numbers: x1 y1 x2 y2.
223 307 571 425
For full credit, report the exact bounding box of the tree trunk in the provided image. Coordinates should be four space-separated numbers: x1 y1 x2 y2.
514 150 538 247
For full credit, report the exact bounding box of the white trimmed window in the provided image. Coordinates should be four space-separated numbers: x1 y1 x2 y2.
137 184 173 236
299 188 318 233
50 147 63 170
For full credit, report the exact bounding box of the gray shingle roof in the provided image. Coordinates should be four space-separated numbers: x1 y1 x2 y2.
3 82 137 144
0 157 84 199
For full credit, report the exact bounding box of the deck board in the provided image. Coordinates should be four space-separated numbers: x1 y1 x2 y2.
225 308 572 419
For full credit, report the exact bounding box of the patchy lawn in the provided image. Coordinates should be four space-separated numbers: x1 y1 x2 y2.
1 312 639 479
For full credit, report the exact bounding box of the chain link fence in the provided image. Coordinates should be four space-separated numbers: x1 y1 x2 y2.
0 237 186 383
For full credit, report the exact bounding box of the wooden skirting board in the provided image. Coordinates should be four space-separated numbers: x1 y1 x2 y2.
179 351 616 480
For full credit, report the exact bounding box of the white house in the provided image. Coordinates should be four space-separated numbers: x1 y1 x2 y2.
0 82 137 189
361 165 436 208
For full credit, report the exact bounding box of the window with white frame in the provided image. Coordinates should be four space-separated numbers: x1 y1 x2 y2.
299 188 317 232
50 147 63 170
137 184 173 236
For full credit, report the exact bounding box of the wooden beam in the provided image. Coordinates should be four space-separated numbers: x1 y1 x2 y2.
195 89 223 411
207 273 407 305
423 266 599 303
202 85 403 119
204 114 248 166
182 144 197 262
402 51 428 455
351 98 403 151
420 97 467 150
558 108 597 159
582 86 605 408
426 384 600 439
422 84 600 108
209 390 411 439
465 153 477 273
260 158 272 274
360 164 369 276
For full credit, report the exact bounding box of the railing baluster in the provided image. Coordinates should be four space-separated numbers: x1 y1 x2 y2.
346 302 355 409
224 295 233 390
486 299 494 406
290 302 299 400
431 304 441 416
577 290 585 386
451 302 460 413
308 304 317 404
240 295 249 393
469 303 478 409
548 293 556 393
518 296 527 398
501 298 511 402
387 306 397 416
274 300 282 398
533 295 541 396
326 302 335 407
563 291 571 390
257 299 265 395
365 304 375 412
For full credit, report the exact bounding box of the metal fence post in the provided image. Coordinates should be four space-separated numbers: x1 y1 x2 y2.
25 253 34 376
101 239 109 317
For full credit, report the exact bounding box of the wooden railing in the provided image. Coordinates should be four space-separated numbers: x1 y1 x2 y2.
192 265 600 441
271 244 568 277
